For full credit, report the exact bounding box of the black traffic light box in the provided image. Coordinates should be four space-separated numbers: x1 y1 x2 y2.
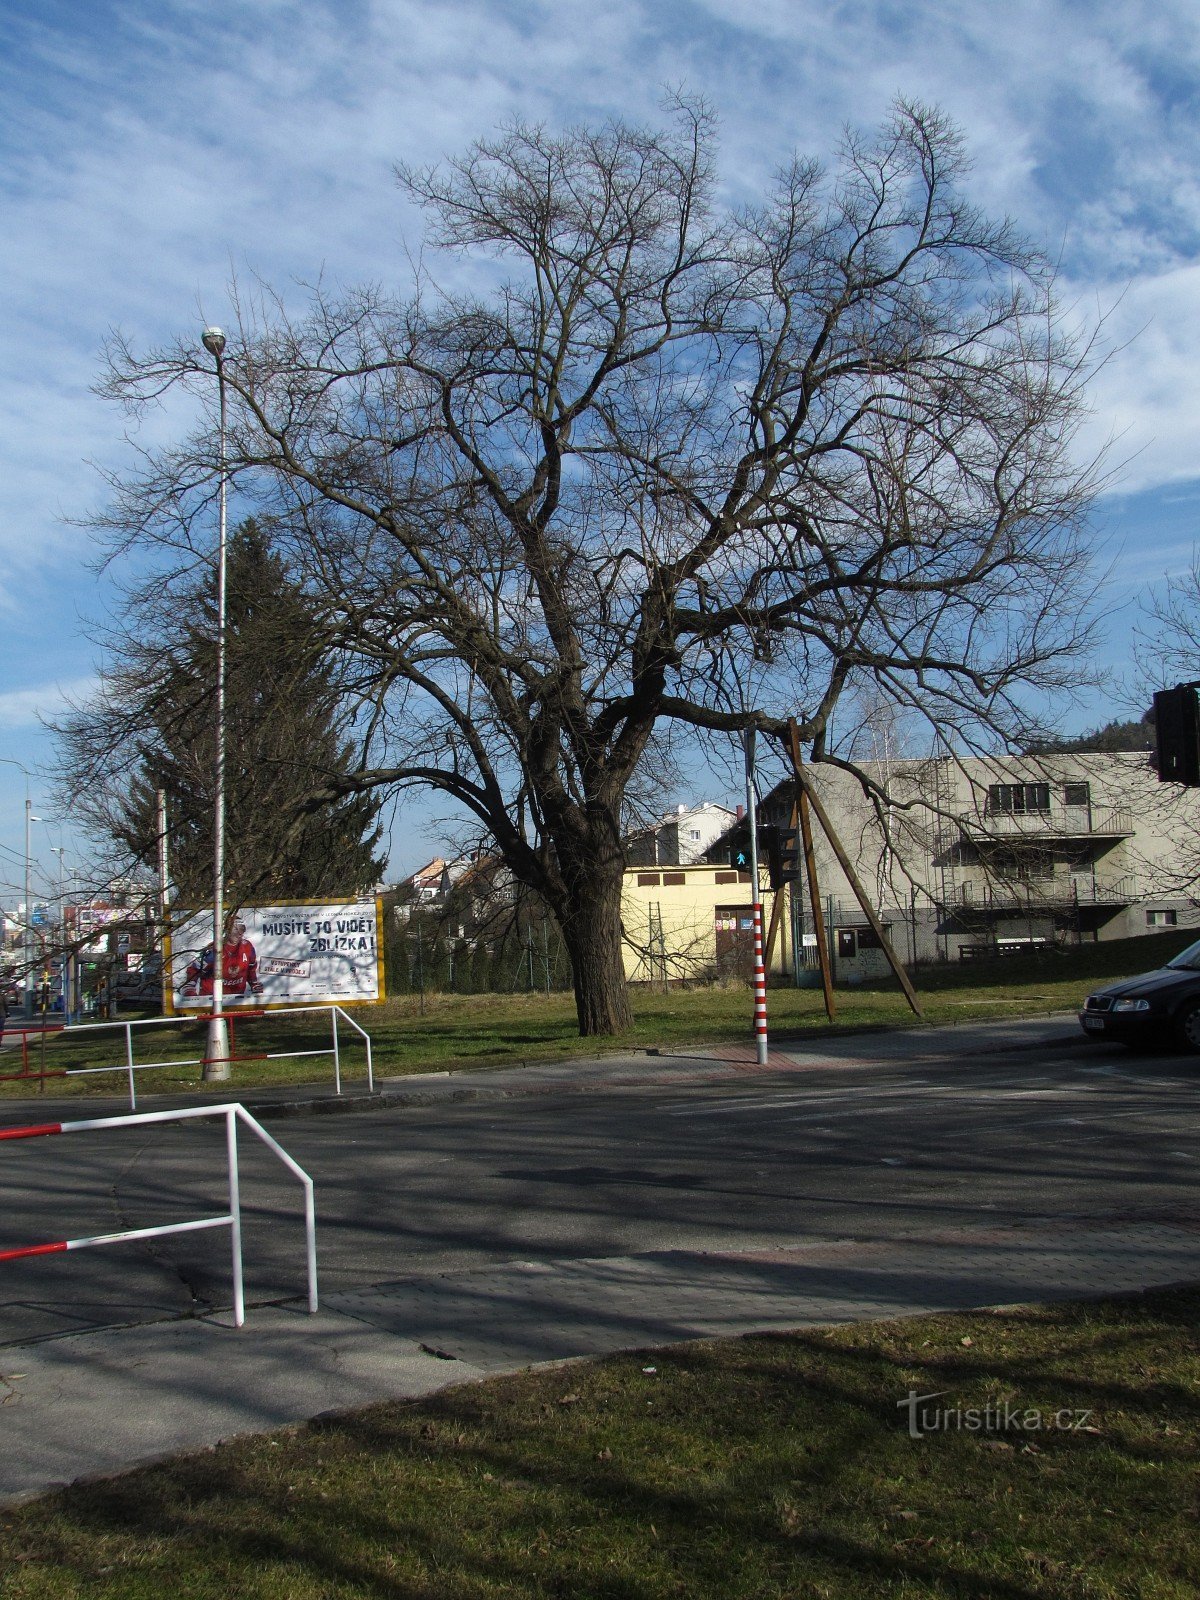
761 823 801 890
1154 685 1200 786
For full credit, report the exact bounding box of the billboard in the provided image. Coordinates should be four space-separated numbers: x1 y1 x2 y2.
165 899 385 1012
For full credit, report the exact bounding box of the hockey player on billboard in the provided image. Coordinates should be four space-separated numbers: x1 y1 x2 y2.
178 915 265 1000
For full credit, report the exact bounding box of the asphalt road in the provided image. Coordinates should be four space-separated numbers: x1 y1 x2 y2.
3 1027 1199 1346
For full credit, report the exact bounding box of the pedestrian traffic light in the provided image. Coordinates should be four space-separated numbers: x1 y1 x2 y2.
762 823 801 889
1154 685 1200 786
726 828 751 870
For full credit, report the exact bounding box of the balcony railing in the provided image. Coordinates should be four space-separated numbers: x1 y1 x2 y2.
964 805 1134 840
946 875 1136 911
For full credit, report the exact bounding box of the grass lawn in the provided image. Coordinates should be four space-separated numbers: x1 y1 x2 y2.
1 1285 1196 1597
1 929 1193 1101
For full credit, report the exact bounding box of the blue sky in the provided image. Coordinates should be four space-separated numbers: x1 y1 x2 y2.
1 0 1199 899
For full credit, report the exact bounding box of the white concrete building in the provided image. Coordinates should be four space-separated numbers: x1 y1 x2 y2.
756 751 1200 972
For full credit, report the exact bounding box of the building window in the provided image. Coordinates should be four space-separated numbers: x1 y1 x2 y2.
1146 909 1178 927
987 782 1051 815
689 829 701 841
1013 854 1055 882
1063 781 1090 807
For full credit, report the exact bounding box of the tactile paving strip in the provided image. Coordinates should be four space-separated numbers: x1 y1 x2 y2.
324 1223 1200 1369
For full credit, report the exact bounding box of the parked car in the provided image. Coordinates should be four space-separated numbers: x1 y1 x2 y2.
1080 938 1200 1050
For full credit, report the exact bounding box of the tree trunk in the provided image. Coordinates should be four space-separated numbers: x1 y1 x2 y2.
558 864 634 1035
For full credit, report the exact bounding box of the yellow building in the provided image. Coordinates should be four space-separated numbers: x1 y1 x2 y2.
621 862 792 984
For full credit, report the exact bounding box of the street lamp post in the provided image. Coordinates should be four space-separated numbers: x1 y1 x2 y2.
0 759 36 1019
202 325 231 1081
24 794 36 1017
50 845 68 1020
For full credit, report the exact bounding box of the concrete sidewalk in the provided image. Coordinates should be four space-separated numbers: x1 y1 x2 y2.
1 1213 1194 1505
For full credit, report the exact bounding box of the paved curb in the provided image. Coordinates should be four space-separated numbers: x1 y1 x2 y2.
0 1014 1091 1127
175 1021 1093 1122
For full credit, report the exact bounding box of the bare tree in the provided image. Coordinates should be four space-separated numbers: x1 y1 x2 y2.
1140 554 1200 692
1126 553 1200 892
92 99 1102 1035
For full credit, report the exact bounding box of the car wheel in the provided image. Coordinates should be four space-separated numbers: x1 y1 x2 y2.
1176 1003 1200 1053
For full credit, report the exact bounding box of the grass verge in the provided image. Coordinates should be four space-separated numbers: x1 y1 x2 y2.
1 929 1193 1100
1 1285 1197 1597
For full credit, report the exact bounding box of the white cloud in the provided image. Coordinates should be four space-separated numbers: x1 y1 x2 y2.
0 677 98 731
1074 262 1200 495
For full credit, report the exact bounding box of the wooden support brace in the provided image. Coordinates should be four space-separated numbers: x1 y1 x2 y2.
763 798 798 971
786 725 836 1022
786 719 922 1019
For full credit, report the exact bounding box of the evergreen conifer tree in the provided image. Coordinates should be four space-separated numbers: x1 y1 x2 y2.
60 520 385 904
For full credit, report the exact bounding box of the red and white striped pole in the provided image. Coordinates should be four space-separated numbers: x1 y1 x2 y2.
0 1214 232 1265
743 727 769 1066
751 900 768 1064
0 1120 68 1141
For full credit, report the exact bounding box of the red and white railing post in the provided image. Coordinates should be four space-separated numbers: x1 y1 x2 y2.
0 1103 317 1325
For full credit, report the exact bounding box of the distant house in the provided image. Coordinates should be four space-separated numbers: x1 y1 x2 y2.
626 802 739 868
392 852 519 939
393 856 471 921
408 858 451 904
449 855 517 922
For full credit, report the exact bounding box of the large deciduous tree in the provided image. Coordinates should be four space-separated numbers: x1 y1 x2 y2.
92 100 1101 1035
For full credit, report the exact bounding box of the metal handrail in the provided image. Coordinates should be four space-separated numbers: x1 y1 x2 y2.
0 1102 317 1327
12 1004 374 1109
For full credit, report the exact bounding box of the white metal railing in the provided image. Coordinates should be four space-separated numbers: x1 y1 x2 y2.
0 1103 317 1327
27 1005 374 1110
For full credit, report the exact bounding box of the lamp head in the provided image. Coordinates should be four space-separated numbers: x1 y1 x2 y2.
202 326 226 359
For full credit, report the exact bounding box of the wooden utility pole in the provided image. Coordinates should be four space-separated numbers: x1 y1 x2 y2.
785 720 923 1018
763 798 798 970
786 723 836 1022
